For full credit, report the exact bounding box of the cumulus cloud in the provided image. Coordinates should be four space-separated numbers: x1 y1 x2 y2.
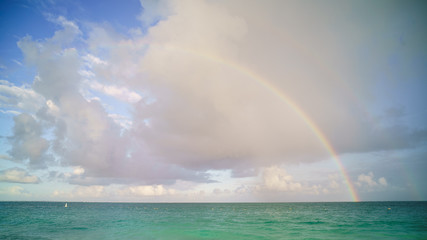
0 168 40 183
73 166 85 175
83 54 108 67
212 188 231 195
378 177 387 186
0 80 45 113
4 0 426 191
0 109 21 115
0 186 31 197
72 185 106 198
258 166 302 192
108 114 133 129
51 184 179 201
356 172 388 188
52 185 106 199
138 0 171 28
47 15 81 45
325 173 342 191
119 184 175 197
88 81 142 104
8 113 52 168
15 19 132 180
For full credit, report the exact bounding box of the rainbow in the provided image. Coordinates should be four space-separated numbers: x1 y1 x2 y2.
198 52 360 202
120 40 360 201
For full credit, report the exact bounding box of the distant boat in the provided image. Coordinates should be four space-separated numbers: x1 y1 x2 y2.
65 203 68 208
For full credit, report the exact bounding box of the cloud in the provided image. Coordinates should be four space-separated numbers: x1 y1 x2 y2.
258 166 302 192
234 184 252 195
327 174 341 190
0 186 31 197
8 113 52 168
0 168 40 183
72 185 106 198
52 185 106 199
118 184 175 197
212 188 231 195
0 109 21 115
0 80 45 113
73 166 85 175
4 1 426 192
13 15 215 184
48 15 81 44
108 114 133 129
356 172 388 188
83 54 108 67
138 0 171 28
88 81 142 104
0 154 13 160
378 177 387 186
51 184 178 201
12 59 22 66
251 167 349 199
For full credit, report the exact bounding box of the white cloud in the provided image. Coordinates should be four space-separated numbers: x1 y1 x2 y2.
45 99 59 115
88 81 142 103
12 59 22 66
50 184 191 201
119 185 174 197
3 0 425 195
48 16 81 44
79 70 95 79
357 172 377 187
128 27 143 37
327 173 342 190
0 80 45 113
356 172 388 189
258 166 302 192
329 180 340 189
0 109 21 115
0 186 31 197
138 0 171 28
212 188 231 195
52 189 70 198
0 168 40 183
52 185 107 200
83 54 108 67
108 114 133 129
72 185 105 198
73 166 85 175
234 184 252 195
8 113 52 168
378 177 388 186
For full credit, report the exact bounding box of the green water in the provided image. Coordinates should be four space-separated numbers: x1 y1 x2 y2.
1 202 426 239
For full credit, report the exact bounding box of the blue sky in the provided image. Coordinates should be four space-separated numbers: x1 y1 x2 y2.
0 0 426 202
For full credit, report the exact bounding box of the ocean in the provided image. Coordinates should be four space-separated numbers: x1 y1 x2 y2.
1 201 426 239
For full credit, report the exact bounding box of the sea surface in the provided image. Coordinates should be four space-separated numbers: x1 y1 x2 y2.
1 201 426 239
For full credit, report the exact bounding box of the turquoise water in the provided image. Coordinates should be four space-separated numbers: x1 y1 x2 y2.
1 202 426 239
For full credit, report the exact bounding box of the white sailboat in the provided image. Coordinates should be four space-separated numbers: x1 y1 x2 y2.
65 203 68 208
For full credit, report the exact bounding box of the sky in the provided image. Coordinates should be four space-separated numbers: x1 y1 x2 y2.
0 0 426 202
